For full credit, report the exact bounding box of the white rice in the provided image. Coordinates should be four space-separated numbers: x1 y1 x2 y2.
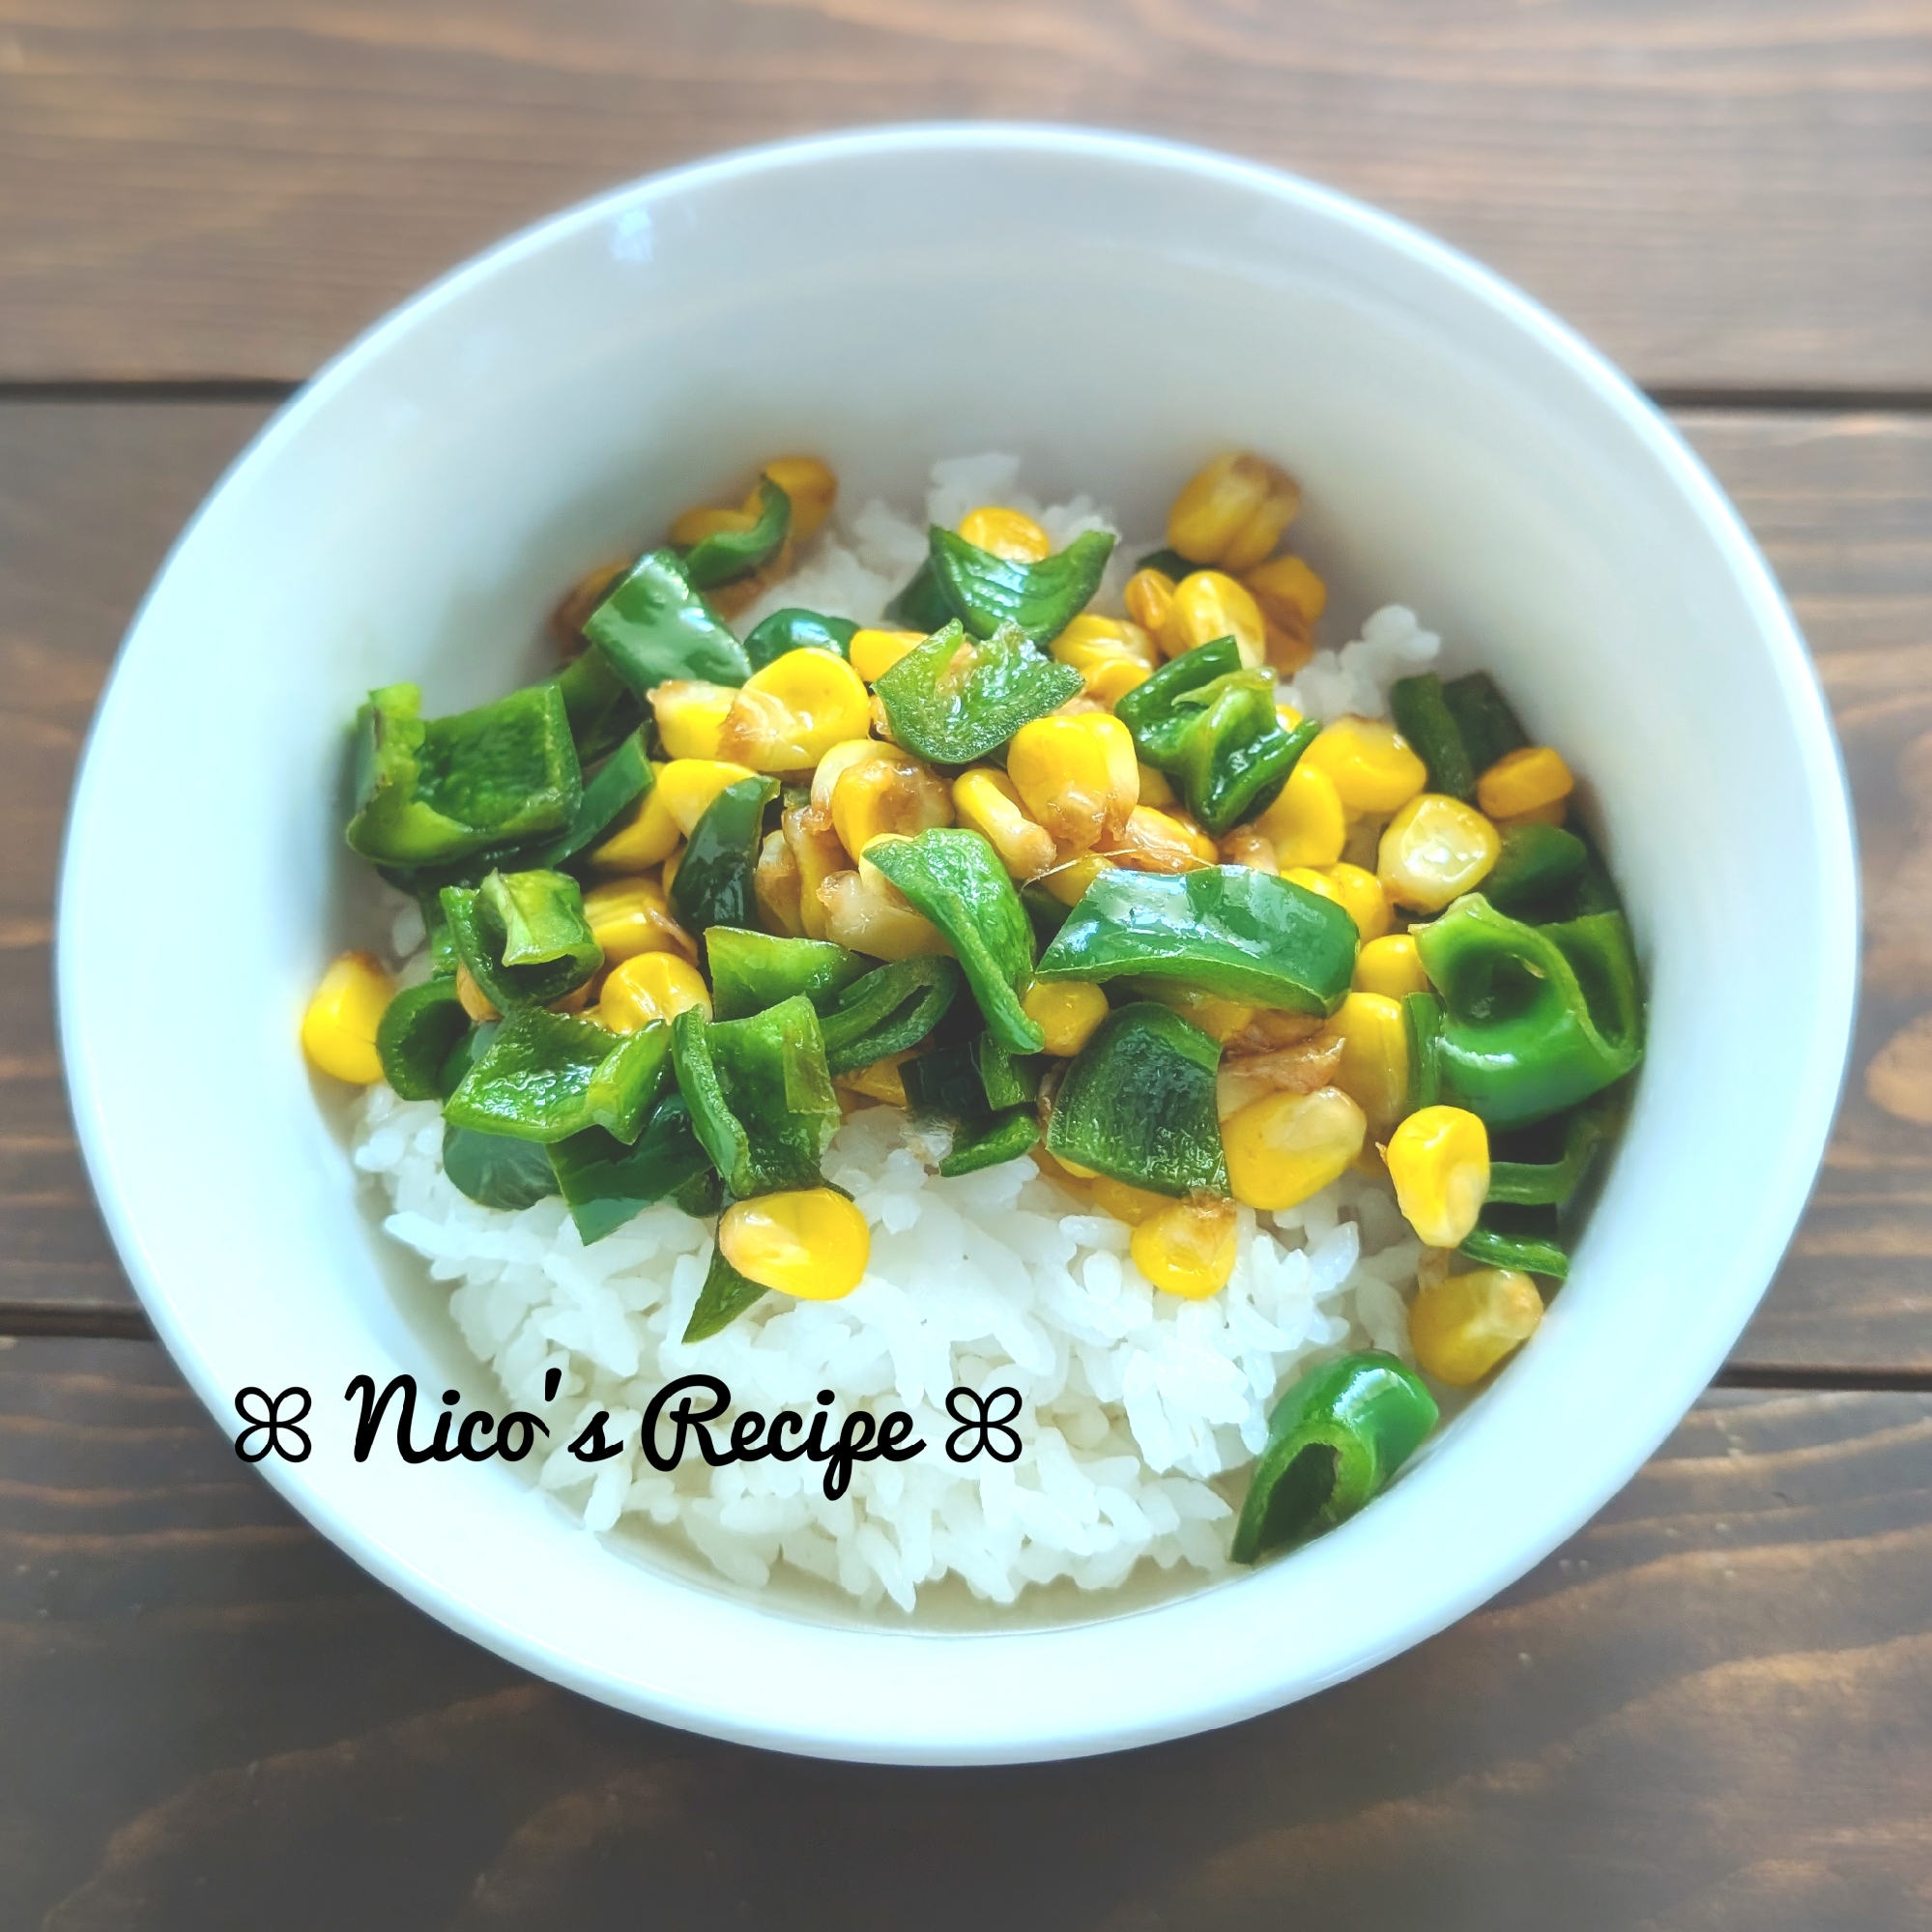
356 458 1443 1613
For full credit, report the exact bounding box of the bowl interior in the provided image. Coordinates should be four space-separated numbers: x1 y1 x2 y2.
59 129 1855 1762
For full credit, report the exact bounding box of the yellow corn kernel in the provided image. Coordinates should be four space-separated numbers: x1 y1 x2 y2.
1386 1106 1490 1248
1040 850 1113 907
808 738 890 814
549 979 593 1016
655 758 760 835
1124 566 1176 635
718 1187 871 1300
819 858 952 960
1301 716 1428 815
1133 980 1257 1045
1286 862 1390 941
760 455 837 542
1408 1266 1543 1386
850 627 924 683
301 951 392 1083
1220 826 1281 875
1162 570 1266 669
597 951 711 1033
837 1051 912 1106
454 963 500 1024
1053 613 1159 670
1246 553 1327 627
648 680 737 761
1223 1085 1368 1212
1276 702 1304 732
1089 657 1152 707
670 505 755 547
1022 979 1110 1055
1477 746 1575 821
1131 1195 1240 1299
782 803 849 942
1378 793 1500 912
588 765 681 871
951 766 1057 879
662 847 681 896
959 505 1052 562
830 751 953 862
1354 932 1430 998
1322 991 1410 1137
580 875 693 965
1007 712 1139 852
1113 805 1214 874
1495 798 1568 831
1253 760 1346 869
755 828 806 937
1080 1176 1158 1226
719 648 872 772
1167 450 1302 572
1136 763 1177 809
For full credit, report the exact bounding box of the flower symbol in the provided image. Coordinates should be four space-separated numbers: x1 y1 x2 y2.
943 1384 1024 1464
233 1385 313 1463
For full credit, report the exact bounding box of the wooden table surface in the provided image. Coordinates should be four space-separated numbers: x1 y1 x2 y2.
4 5 1930 1927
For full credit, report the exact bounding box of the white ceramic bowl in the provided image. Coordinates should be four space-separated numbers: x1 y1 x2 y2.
59 126 1856 1764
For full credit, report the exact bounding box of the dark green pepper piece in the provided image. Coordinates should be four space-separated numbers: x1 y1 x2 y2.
1045 1003 1226 1197
1460 1202 1569 1280
442 1122 560 1211
864 829 1045 1053
1229 1352 1438 1564
445 1009 672 1145
682 1240 772 1344
743 607 859 671
902 1036 1040 1177
1487 1094 1619 1206
670 996 839 1197
941 1109 1040 1177
669 775 781 942
530 731 653 872
883 557 955 633
1035 866 1357 1015
1411 895 1644 1130
818 957 962 1075
706 927 868 1021
1401 991 1443 1113
375 976 469 1101
1441 671 1528 777
977 1033 1041 1111
438 1018 495 1099
926 526 1114 645
1388 672 1476 800
548 1092 716 1246
551 645 645 764
346 682 582 868
680 477 791 591
442 869 602 1011
584 548 751 693
874 619 1083 765
1482 821 1589 919
1020 881 1072 949
1136 545 1197 580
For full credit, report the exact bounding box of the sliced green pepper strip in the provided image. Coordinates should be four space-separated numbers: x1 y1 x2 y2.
864 829 1045 1053
927 526 1114 645
1459 1202 1570 1280
375 977 469 1101
1136 545 1197 580
584 548 751 694
1021 881 1072 949
1045 1002 1226 1197
1389 672 1476 800
442 869 602 1011
902 1036 1041 1176
670 996 839 1197
706 927 868 1022
1441 672 1528 776
551 645 645 764
438 1018 494 1099
346 682 583 868
1411 895 1644 1131
548 1092 715 1245
1483 822 1589 918
1487 1095 1619 1206
445 1009 672 1145
875 619 1084 765
1401 991 1443 1113
743 607 859 671
883 557 955 633
1035 866 1358 1015
681 477 791 591
442 1121 560 1210
977 1034 1041 1111
1229 1352 1439 1564
669 776 780 942
682 1241 771 1344
942 1109 1040 1177
818 957 962 1075
531 731 653 872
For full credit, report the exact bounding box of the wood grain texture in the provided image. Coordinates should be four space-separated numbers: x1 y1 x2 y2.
0 1338 1926 1930
0 0 1929 389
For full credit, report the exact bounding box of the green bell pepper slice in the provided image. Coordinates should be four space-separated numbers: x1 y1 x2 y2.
901 1034 1041 1177
1035 865 1358 1015
1487 1094 1619 1206
882 557 955 634
548 1091 716 1245
1044 1002 1226 1197
926 526 1114 645
550 645 645 765
680 477 790 591
444 1008 673 1145
1483 821 1589 919
346 682 583 868
1411 895 1644 1131
670 995 839 1197
864 829 1046 1053
375 976 470 1101
1229 1352 1439 1564
706 927 868 1021
874 619 1084 765
743 607 859 671
441 869 602 1011
941 1109 1041 1177
1460 1202 1570 1280
818 957 962 1075
1136 545 1196 580
442 1121 560 1210
682 1241 773 1344
583 548 752 694
669 775 780 942
530 731 653 872
1389 672 1476 801
1441 671 1528 776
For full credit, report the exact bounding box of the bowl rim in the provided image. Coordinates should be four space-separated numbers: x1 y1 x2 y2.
57 121 1860 1763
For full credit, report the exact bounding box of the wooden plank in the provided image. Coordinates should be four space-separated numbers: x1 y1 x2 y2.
2 1338 1926 1929
0 1 1928 389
